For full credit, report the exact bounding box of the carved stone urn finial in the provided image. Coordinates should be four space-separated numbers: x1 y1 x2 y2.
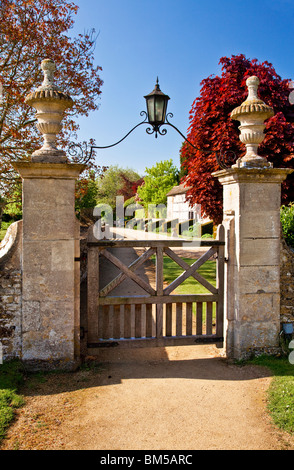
230 75 274 168
25 59 73 163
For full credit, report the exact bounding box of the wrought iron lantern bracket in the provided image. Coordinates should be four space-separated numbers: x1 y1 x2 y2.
68 78 236 169
68 110 234 170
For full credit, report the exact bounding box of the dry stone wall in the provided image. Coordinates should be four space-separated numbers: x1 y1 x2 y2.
280 234 294 325
0 221 22 360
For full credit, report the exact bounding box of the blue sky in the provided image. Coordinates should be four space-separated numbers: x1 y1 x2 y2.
70 0 294 175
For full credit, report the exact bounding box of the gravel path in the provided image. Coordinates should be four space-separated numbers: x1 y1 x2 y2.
2 231 293 450
1 345 294 450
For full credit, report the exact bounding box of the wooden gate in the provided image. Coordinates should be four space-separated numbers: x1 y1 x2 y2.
86 225 225 350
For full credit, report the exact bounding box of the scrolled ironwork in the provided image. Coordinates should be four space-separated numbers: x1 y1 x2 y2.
146 126 155 136
85 111 149 155
215 149 237 170
74 109 237 170
68 141 90 164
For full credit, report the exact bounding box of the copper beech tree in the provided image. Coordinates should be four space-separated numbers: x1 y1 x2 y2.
181 54 294 224
0 0 104 214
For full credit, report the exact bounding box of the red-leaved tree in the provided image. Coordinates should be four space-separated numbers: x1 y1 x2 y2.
118 173 144 202
0 0 104 218
181 54 294 224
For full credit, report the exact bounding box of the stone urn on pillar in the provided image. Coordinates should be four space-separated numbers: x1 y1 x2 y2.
12 59 85 369
212 75 293 360
25 58 73 163
230 75 274 168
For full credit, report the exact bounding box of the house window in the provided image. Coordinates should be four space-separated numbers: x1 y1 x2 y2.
188 211 194 220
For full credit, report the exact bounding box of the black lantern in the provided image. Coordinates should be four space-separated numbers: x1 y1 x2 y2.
70 77 235 170
144 77 170 130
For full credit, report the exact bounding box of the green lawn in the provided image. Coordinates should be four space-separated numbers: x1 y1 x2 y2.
151 254 217 321
162 256 216 294
163 256 217 319
248 355 294 435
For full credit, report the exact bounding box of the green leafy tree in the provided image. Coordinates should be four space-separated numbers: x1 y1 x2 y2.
96 165 141 209
281 203 294 248
137 159 179 215
75 170 99 213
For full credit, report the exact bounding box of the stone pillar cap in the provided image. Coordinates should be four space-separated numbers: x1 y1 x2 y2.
25 59 73 108
24 59 73 162
231 75 274 121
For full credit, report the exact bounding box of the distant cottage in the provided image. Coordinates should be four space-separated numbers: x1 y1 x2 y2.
166 184 200 222
166 184 214 237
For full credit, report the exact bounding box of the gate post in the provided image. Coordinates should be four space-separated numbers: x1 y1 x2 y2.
213 76 293 360
13 59 85 369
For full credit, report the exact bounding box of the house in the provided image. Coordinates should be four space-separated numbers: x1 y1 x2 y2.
166 183 214 236
166 184 200 222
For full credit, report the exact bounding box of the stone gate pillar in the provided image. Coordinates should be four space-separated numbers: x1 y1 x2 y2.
213 76 293 360
13 60 85 369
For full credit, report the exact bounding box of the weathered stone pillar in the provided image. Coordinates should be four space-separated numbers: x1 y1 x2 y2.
213 76 293 360
13 60 85 369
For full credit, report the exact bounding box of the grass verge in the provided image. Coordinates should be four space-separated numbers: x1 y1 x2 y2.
0 221 13 242
0 361 25 442
248 355 294 435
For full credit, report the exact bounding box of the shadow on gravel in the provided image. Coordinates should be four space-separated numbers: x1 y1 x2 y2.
22 347 273 398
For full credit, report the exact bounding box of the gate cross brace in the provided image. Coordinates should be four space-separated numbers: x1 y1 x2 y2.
100 248 156 296
163 246 217 295
163 247 218 295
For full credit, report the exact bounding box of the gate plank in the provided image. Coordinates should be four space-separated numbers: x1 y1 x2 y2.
102 305 110 339
206 301 213 335
88 240 224 248
135 304 142 338
156 246 164 339
186 302 193 336
88 335 224 349
196 302 203 335
87 247 99 343
146 304 153 337
216 224 225 339
176 303 182 336
113 305 121 339
99 294 218 305
124 305 131 339
166 303 172 336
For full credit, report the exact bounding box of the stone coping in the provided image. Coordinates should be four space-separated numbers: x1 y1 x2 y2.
213 167 293 184
12 161 86 179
